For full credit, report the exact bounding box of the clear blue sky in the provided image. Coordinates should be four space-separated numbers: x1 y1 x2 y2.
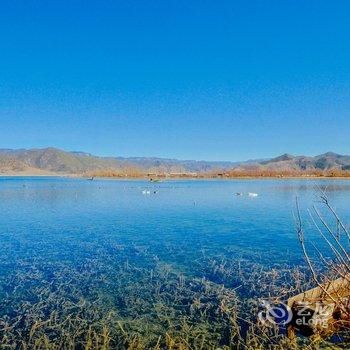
0 1 349 161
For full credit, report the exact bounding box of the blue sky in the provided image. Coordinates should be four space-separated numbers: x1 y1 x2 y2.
0 1 349 161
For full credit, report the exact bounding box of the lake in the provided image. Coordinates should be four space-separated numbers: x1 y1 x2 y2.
0 177 349 348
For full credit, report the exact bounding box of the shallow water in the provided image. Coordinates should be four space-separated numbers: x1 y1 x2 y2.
0 177 349 348
1 177 349 267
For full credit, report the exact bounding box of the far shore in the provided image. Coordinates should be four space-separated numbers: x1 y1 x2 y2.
2 173 350 180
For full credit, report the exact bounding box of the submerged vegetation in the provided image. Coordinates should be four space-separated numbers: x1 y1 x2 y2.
0 227 320 349
0 180 350 349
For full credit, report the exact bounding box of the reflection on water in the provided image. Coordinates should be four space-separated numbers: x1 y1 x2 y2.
0 177 349 348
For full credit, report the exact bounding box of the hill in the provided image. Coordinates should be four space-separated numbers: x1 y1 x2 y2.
0 148 242 175
231 152 350 176
1 148 350 177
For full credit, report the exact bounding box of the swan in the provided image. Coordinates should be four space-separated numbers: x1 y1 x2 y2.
248 192 258 197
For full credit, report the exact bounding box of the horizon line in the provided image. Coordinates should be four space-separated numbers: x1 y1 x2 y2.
0 146 346 164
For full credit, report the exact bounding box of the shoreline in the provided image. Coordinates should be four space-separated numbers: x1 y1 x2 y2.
2 174 350 180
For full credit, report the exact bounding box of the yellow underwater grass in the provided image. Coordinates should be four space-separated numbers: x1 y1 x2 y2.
1 194 350 349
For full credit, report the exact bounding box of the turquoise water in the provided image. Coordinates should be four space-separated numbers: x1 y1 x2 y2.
1 177 349 267
0 177 349 348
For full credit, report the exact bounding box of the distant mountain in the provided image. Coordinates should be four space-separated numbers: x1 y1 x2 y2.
0 147 243 175
1 148 349 176
235 152 350 174
0 148 121 174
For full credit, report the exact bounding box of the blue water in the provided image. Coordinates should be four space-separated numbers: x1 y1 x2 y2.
1 177 349 271
1 177 349 347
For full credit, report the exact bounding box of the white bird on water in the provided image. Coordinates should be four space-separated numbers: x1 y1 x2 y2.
142 190 151 195
248 192 258 197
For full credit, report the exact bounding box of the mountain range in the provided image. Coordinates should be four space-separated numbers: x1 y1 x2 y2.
263 152 350 170
0 147 350 176
0 148 242 175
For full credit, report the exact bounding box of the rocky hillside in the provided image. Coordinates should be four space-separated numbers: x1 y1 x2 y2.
0 148 120 174
259 152 350 171
0 148 240 175
229 152 350 176
1 148 349 176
